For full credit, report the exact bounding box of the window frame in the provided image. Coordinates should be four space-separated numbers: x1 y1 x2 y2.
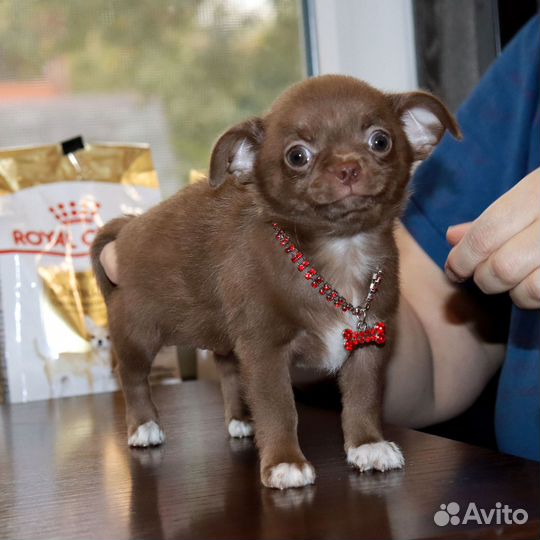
307 0 418 92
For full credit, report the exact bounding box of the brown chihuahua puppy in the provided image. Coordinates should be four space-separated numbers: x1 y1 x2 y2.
91 75 460 489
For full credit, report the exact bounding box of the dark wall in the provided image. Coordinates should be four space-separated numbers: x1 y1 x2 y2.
413 0 538 111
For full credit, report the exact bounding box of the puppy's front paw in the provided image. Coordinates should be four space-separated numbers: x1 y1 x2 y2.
128 420 166 447
347 441 404 472
263 462 316 489
228 419 254 438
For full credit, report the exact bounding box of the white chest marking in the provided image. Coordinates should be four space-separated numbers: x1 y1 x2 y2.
321 322 350 373
317 234 378 372
318 234 375 305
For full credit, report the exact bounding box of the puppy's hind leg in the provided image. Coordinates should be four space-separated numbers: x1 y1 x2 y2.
214 352 253 438
116 339 165 448
109 304 165 447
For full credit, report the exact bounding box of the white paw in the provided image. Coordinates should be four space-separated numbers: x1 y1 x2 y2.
228 419 254 438
128 420 166 447
265 462 316 489
347 441 404 472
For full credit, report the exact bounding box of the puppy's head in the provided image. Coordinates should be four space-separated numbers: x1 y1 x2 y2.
209 75 461 234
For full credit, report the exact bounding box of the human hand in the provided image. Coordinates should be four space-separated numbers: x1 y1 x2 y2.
445 168 540 309
99 241 119 285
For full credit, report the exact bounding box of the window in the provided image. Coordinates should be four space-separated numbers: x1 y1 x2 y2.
0 0 307 196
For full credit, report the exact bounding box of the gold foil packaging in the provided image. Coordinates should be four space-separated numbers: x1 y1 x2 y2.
38 267 107 339
0 140 167 402
0 142 159 195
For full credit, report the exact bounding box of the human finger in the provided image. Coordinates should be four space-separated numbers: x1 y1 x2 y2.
446 170 539 281
446 222 472 247
509 267 540 309
99 241 119 284
472 220 539 294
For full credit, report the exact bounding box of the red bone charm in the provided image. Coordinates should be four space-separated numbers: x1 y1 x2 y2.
343 322 386 352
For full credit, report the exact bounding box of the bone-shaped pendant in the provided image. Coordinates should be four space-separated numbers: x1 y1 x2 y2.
343 322 386 351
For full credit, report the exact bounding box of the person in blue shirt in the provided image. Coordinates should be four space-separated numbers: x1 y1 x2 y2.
384 15 539 461
98 16 539 461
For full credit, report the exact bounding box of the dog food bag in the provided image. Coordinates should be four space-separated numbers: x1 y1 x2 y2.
0 139 162 403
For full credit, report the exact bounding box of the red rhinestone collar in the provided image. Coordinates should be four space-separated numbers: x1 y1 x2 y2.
271 223 386 351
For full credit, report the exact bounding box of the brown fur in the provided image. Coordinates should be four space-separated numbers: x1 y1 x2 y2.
91 75 460 488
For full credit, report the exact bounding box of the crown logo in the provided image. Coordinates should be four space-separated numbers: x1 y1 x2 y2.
48 200 101 225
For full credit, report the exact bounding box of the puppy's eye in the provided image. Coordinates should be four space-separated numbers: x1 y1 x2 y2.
368 130 392 154
285 145 312 169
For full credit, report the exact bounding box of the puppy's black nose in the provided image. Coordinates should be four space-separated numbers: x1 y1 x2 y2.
329 161 361 185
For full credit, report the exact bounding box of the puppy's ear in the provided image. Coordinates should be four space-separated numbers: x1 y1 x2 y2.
388 91 462 160
208 117 265 188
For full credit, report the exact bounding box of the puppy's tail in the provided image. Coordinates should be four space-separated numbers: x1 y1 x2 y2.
90 216 133 299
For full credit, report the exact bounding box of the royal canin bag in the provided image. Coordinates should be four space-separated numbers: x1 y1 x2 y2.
0 140 162 403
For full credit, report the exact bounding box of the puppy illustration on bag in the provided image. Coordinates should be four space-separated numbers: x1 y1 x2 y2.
92 75 460 489
35 315 113 397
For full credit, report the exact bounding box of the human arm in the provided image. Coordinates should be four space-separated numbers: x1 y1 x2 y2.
385 167 539 427
383 223 507 428
384 14 539 429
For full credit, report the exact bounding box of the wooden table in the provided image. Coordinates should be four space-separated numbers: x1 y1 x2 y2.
0 381 538 539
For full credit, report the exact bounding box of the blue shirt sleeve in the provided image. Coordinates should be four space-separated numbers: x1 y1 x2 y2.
403 16 540 462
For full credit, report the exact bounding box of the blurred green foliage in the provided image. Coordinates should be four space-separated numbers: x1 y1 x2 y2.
0 0 305 183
